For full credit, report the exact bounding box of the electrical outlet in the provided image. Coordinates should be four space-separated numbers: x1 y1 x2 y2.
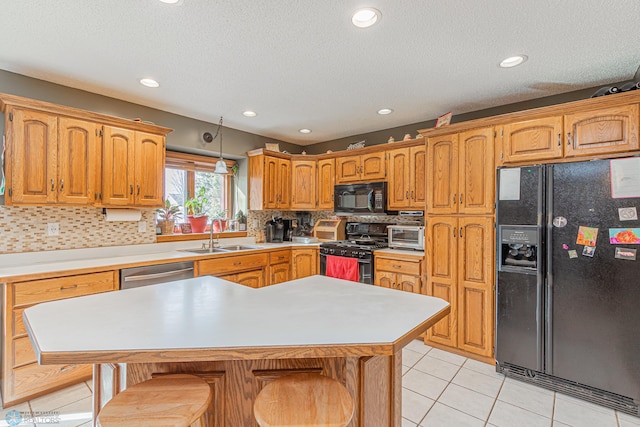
138 221 147 233
47 223 60 236
253 219 259 228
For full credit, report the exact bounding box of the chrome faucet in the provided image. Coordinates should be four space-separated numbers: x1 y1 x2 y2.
209 219 222 251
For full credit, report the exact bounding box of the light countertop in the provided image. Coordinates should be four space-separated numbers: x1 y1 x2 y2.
24 275 449 363
0 239 320 281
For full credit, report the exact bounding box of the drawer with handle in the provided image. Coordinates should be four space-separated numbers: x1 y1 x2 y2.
375 258 421 276
12 271 116 306
198 253 268 276
269 250 291 264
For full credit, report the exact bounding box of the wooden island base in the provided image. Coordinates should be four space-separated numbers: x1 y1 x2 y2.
94 351 402 427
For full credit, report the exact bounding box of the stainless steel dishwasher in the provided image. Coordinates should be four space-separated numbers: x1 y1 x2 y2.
120 261 194 289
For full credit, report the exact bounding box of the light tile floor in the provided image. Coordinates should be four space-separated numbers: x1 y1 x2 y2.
1 341 639 427
401 340 640 427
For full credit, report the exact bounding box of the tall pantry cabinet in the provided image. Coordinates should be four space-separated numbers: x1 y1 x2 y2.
423 127 495 360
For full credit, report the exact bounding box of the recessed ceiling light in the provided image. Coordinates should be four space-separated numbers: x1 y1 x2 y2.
377 108 393 115
500 55 528 68
242 110 257 117
159 0 183 4
299 128 312 134
352 8 381 28
140 78 159 88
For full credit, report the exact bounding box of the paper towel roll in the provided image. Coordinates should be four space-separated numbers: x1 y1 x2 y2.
104 208 142 222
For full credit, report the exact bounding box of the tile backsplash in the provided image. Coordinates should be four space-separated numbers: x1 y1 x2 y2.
0 206 156 254
247 210 424 236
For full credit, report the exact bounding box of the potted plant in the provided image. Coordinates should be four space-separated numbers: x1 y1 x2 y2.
211 208 228 233
185 188 209 233
156 200 181 235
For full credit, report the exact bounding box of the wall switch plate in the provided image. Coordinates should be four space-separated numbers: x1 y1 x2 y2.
47 223 60 236
138 221 147 233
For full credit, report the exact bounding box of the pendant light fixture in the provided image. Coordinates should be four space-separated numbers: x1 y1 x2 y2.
206 116 228 174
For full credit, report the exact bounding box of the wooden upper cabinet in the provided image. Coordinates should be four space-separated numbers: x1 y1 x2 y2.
101 126 135 206
249 154 291 210
387 148 410 210
427 129 493 215
410 145 427 208
134 131 164 206
58 118 98 205
278 159 291 210
335 151 386 184
291 160 316 210
388 144 427 210
500 104 640 163
564 104 639 157
427 134 459 215
458 128 494 214
8 109 58 204
360 152 386 181
335 156 360 183
263 156 279 209
501 116 563 163
1 94 171 208
6 110 98 206
316 158 335 210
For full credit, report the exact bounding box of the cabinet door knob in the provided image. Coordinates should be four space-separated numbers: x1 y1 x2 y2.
453 194 457 204
137 184 141 195
459 194 463 204
406 191 409 199
51 179 55 192
130 185 134 195
557 133 561 147
459 227 463 238
393 264 402 269
567 132 572 147
411 190 414 200
59 179 64 192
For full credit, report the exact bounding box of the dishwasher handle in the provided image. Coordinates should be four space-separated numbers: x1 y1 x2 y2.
123 267 194 282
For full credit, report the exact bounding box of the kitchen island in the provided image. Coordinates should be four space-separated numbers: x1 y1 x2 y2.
24 275 449 426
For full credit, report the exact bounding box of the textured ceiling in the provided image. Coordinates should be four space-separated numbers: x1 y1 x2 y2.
1 0 639 145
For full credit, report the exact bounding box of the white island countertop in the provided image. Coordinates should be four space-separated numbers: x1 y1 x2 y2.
24 275 449 364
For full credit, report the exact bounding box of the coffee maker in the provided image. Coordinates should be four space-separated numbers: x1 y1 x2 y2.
264 218 294 242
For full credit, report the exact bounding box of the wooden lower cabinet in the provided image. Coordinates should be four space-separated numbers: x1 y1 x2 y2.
291 248 318 279
197 253 268 288
268 250 291 285
1 271 118 407
424 215 495 359
373 253 425 294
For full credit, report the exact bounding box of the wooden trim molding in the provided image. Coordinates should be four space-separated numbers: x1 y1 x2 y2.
165 150 236 173
0 92 172 135
156 231 247 243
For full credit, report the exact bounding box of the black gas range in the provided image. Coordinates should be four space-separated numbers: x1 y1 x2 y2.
319 222 389 284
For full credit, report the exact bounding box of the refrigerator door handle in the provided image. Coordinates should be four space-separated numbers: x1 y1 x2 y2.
545 164 554 375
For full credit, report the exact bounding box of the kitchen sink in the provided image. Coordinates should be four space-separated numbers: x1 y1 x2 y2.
179 248 231 254
219 245 262 251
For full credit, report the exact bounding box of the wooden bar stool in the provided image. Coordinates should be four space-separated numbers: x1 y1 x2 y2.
97 374 212 427
254 373 354 427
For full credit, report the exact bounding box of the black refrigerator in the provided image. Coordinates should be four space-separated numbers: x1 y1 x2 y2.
496 158 640 416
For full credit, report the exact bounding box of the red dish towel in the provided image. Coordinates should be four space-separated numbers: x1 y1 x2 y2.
325 255 360 282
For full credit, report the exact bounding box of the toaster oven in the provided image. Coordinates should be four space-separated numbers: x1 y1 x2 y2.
387 225 425 251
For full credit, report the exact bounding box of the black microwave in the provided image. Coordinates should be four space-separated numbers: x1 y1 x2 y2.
334 182 388 215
